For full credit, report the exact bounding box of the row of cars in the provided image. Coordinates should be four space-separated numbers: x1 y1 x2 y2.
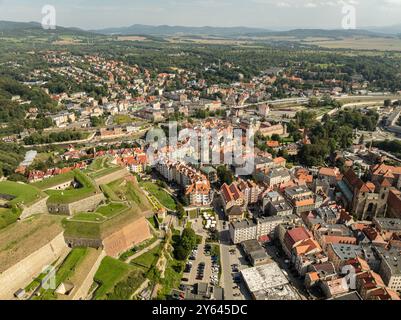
204 244 220 286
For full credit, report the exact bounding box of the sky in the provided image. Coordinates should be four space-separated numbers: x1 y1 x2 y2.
1 0 401 30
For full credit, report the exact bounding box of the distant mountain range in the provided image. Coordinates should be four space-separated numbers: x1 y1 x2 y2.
364 24 401 35
91 24 399 38
91 24 270 37
1 20 401 39
0 21 94 37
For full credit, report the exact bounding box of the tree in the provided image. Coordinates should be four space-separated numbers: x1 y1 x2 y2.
271 134 282 142
174 228 197 261
177 203 186 220
174 245 188 261
180 228 197 251
217 165 233 185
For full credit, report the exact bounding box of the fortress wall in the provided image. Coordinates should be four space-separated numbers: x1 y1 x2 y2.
68 193 106 215
64 237 103 249
47 193 106 216
94 168 130 185
47 180 74 191
103 217 152 258
48 203 70 215
0 232 68 300
69 250 106 300
20 196 49 220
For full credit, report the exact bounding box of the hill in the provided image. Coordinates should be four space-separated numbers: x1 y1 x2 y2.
92 24 270 36
92 24 390 39
0 20 96 38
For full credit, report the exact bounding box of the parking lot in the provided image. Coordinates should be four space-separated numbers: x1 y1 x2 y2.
182 235 221 289
227 245 253 300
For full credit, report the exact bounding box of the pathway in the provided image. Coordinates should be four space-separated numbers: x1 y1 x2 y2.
126 239 162 263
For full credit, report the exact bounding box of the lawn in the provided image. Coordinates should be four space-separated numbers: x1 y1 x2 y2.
140 182 176 211
63 202 139 240
63 203 128 238
113 114 134 125
72 212 105 222
0 181 45 206
188 209 198 219
93 256 134 300
32 171 75 190
62 218 102 239
130 244 162 271
100 184 120 201
35 247 88 300
45 170 98 204
55 248 88 285
97 202 127 217
0 181 46 230
108 178 153 212
90 166 123 179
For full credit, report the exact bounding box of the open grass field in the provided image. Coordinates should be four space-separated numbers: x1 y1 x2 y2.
62 218 102 239
69 203 127 223
116 36 148 42
140 182 176 211
100 184 120 201
113 114 135 125
130 243 162 271
45 170 98 204
72 212 106 222
63 203 137 239
0 181 46 230
0 181 45 206
96 202 127 218
93 256 134 300
32 171 75 190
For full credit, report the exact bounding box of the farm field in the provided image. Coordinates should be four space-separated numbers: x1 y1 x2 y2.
304 37 401 51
